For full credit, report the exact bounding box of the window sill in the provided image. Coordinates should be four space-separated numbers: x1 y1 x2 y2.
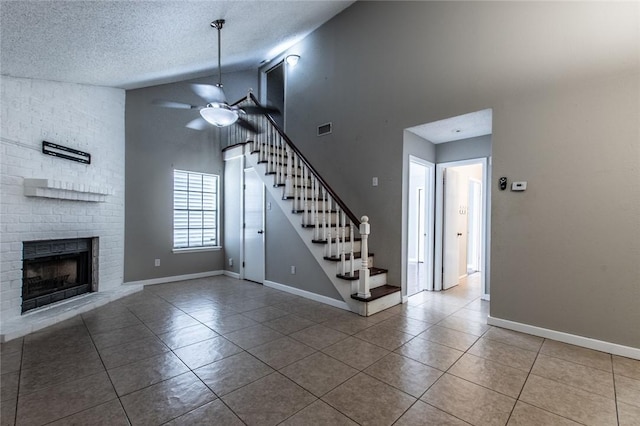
172 246 221 254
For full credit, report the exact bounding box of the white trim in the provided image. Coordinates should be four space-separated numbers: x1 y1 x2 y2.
172 246 221 254
264 280 351 311
124 270 223 287
402 295 409 304
487 316 640 360
482 293 490 301
224 270 240 279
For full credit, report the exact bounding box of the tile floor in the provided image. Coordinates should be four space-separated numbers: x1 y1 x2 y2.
1 274 638 425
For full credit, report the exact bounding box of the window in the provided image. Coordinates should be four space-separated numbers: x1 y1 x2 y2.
173 170 219 249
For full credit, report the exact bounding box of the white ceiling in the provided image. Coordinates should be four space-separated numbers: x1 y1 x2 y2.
0 0 354 90
406 109 493 144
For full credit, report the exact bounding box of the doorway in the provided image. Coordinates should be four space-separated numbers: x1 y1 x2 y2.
406 156 435 296
243 168 265 283
263 61 285 129
435 159 488 295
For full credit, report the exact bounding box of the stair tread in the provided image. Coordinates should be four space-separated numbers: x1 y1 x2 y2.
351 285 401 302
337 267 387 281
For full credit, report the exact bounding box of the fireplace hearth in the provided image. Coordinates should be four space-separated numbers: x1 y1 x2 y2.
22 238 97 313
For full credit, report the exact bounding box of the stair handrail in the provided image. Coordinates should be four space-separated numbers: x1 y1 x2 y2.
231 93 361 227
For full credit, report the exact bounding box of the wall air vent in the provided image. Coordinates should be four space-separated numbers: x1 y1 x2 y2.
317 122 332 136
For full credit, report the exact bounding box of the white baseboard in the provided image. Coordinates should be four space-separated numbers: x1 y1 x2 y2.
124 270 224 287
481 293 490 301
264 280 351 311
402 295 409 304
487 316 640 360
223 270 240 279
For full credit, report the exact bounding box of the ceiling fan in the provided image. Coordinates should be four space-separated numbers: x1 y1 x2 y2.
153 19 277 133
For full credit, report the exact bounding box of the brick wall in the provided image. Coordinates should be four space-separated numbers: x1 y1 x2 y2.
0 76 126 322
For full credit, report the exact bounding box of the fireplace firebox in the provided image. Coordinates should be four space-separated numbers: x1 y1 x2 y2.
22 238 97 313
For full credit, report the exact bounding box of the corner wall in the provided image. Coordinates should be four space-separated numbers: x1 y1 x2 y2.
0 76 126 322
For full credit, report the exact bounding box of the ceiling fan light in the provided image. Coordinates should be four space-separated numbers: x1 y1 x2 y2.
200 105 238 127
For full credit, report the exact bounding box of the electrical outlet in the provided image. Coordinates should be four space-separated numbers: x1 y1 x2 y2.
372 177 378 187
290 265 296 274
228 258 233 267
154 259 161 267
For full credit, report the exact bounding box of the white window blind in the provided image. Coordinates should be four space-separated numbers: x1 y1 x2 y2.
173 170 218 249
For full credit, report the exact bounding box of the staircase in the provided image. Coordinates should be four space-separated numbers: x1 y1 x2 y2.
225 94 401 316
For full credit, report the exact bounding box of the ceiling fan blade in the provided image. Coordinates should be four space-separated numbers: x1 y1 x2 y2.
236 117 260 134
191 84 227 104
241 106 280 115
152 99 200 109
185 117 210 131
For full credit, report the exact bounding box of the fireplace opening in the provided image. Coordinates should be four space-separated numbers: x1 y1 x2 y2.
22 238 96 313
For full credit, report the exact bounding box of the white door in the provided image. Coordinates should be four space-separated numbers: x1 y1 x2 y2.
443 168 460 289
243 168 265 283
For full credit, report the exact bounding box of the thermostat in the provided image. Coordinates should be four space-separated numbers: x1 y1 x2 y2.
511 181 527 191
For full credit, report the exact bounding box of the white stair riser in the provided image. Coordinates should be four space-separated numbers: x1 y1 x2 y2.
349 272 387 292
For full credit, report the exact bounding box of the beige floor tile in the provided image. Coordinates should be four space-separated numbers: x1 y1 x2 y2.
322 316 373 335
449 353 528 398
613 355 640 380
247 336 316 370
531 354 615 399
1 372 19 402
377 315 433 336
120 371 216 425
189 306 239 323
437 316 491 337
395 338 463 371
394 400 468 425
540 340 612 372
90 324 154 351
422 373 515 426
263 314 316 335
451 307 489 323
47 399 129 426
323 373 416 426
354 324 414 350
19 348 104 395
1 397 16 426
195 351 274 396
143 313 201 334
417 325 479 351
222 372 316 426
464 298 490 314
107 351 189 396
83 312 142 335
0 339 23 356
0 352 21 375
204 314 258 334
289 324 349 350
507 401 581 425
399 306 449 325
615 374 640 408
519 374 617 426
280 400 358 425
364 353 442 398
618 401 640 426
483 327 543 353
164 399 244 425
15 371 116 425
280 352 358 397
97 335 170 370
242 306 289 322
173 336 243 369
468 338 537 372
223 324 284 349
322 336 390 370
157 323 219 349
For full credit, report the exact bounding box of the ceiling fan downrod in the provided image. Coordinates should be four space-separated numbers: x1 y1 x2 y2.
211 19 225 88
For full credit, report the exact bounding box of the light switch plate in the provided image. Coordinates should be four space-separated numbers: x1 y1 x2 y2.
372 177 378 187
511 181 527 191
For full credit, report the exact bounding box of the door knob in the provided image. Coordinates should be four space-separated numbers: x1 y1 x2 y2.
257 230 264 234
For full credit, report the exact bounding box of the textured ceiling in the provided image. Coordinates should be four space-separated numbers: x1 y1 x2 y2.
407 109 493 144
0 0 354 89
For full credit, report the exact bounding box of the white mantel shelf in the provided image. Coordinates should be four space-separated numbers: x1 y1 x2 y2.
23 178 114 202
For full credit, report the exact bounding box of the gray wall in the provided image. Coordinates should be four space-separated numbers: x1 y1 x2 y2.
436 135 492 164
281 1 639 348
125 70 257 282
264 192 343 300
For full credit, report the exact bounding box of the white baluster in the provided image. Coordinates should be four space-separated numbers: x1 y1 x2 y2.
303 166 309 226
340 211 346 274
314 178 320 240
358 216 371 298
349 223 355 276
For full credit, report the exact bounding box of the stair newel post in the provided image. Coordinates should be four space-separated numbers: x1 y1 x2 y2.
358 216 371 298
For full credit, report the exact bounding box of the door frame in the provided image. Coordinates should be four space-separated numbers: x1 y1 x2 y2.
259 58 287 131
403 155 435 296
242 167 266 283
435 157 490 298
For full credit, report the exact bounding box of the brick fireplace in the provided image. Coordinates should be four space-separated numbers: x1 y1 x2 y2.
1 75 132 339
